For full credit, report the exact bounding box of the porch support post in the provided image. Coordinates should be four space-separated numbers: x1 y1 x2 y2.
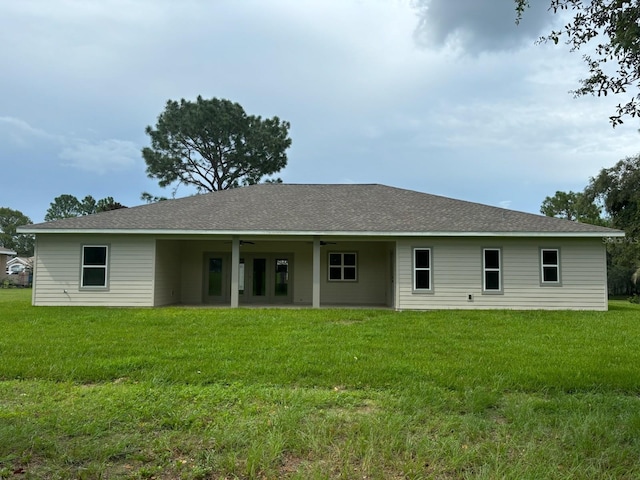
230 236 240 308
312 237 321 308
393 240 400 310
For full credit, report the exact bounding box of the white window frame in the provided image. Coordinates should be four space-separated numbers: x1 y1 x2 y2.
482 248 502 293
81 245 109 289
540 248 561 285
327 252 358 282
413 247 432 292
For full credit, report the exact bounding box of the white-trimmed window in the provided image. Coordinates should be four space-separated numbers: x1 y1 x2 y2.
541 248 560 284
81 245 109 288
328 252 357 281
413 248 432 291
483 248 502 292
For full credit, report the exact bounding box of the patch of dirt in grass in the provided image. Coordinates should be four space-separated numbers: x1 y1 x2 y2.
326 399 379 417
355 399 378 415
330 319 364 325
489 412 509 425
77 377 130 388
279 453 307 476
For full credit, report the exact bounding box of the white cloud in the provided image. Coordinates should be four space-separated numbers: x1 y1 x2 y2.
0 115 140 175
59 139 139 174
0 116 61 146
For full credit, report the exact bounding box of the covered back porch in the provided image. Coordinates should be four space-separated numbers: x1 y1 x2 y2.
154 236 396 308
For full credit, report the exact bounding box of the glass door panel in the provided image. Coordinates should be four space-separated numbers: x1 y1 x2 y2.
253 258 266 296
275 259 289 296
238 254 291 304
208 257 223 296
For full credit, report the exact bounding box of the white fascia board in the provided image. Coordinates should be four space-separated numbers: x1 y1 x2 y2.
7 257 28 264
17 228 626 238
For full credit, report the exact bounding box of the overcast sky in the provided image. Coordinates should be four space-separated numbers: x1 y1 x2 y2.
2 0 639 223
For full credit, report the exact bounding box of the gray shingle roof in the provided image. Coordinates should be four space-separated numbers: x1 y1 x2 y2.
21 184 622 236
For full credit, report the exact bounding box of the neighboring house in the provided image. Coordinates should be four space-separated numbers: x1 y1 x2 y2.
6 256 32 275
18 184 624 310
0 247 17 279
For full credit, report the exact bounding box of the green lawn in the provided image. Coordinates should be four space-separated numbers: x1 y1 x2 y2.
1 289 640 479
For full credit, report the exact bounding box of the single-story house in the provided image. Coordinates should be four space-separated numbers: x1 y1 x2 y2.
0 247 17 279
6 256 32 275
19 184 624 310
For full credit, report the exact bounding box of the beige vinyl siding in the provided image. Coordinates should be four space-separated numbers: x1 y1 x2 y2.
396 237 608 311
154 240 181 306
30 233 609 310
32 234 155 306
